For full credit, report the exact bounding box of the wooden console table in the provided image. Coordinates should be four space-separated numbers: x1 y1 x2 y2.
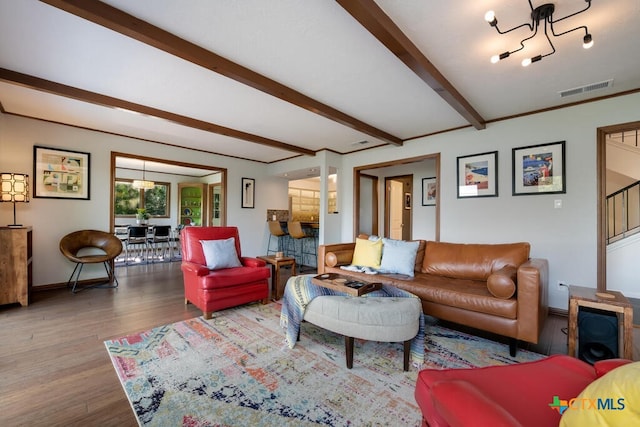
0 226 33 307
567 285 633 360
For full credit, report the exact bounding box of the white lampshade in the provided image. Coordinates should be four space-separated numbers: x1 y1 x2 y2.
0 173 29 202
132 179 155 190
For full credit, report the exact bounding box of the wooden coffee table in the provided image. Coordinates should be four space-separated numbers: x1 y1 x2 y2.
311 273 382 297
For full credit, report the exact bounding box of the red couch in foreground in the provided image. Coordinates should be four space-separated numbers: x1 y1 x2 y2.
181 226 269 319
415 354 633 427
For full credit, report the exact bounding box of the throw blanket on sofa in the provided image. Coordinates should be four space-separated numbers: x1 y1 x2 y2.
280 274 426 366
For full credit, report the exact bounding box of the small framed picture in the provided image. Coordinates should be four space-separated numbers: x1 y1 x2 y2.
512 141 565 195
241 177 255 208
404 192 411 209
33 145 90 199
422 177 436 206
457 151 498 198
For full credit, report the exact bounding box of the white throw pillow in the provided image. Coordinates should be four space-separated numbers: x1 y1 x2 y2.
379 238 419 277
200 238 242 270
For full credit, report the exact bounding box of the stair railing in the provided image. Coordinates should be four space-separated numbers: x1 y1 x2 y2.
607 180 640 244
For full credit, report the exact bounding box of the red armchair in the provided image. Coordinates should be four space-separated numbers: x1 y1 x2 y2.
180 226 270 319
415 354 632 427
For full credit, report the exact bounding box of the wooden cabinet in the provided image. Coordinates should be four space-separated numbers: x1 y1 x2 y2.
178 183 208 226
0 227 33 307
289 187 319 220
289 187 338 218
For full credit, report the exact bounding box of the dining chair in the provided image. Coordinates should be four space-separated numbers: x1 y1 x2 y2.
148 225 172 262
126 226 150 264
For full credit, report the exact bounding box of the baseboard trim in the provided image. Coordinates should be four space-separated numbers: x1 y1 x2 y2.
32 277 112 292
550 307 567 317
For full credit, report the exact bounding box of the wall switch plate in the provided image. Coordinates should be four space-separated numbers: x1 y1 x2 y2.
554 199 562 209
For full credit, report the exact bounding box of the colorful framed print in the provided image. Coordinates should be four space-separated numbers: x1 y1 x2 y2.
33 145 90 199
512 141 565 195
456 151 498 198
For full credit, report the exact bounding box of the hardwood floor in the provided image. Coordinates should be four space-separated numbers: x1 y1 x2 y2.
0 262 636 426
0 262 200 426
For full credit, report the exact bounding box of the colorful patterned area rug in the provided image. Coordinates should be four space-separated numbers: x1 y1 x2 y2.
105 302 544 426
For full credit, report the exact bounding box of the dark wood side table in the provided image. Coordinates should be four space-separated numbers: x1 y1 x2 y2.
257 255 296 300
567 285 634 360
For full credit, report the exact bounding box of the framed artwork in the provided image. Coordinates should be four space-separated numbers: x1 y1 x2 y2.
422 177 437 206
457 151 498 198
512 141 565 195
33 145 90 199
404 192 411 209
241 177 255 208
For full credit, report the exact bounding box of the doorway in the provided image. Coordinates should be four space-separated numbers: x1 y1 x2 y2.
110 152 227 231
357 174 378 236
385 175 412 240
354 153 440 241
597 121 640 293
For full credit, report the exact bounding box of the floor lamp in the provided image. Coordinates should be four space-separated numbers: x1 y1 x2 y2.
0 173 30 227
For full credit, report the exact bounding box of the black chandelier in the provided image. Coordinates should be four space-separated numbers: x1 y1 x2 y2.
485 0 593 67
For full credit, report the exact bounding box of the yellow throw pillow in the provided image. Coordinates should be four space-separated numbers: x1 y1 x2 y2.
560 361 640 426
351 237 383 269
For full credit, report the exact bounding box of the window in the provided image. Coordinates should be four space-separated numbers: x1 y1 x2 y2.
114 179 170 217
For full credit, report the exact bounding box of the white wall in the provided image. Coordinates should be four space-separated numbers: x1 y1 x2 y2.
0 115 276 287
607 234 640 299
2 92 639 309
336 92 640 310
361 160 437 240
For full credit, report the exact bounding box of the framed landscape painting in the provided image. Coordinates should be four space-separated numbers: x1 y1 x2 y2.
456 151 498 198
512 141 565 195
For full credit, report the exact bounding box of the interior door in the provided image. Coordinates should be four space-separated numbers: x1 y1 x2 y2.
389 181 404 239
385 175 412 240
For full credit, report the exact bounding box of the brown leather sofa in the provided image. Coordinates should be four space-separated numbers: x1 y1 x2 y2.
317 239 548 355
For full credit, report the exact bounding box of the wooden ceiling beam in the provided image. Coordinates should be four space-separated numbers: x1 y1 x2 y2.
0 68 316 156
39 0 403 146
337 0 486 130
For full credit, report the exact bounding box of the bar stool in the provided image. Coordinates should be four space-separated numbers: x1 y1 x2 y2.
267 221 289 255
287 221 317 272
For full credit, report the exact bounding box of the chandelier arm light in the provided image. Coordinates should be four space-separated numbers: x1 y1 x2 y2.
486 0 593 66
551 0 592 25
551 23 589 39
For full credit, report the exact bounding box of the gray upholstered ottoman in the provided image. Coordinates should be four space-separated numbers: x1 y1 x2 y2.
303 295 422 371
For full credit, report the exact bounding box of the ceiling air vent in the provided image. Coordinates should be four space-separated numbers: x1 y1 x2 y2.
559 79 613 98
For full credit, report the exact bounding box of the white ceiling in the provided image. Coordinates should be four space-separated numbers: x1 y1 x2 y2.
1 0 638 167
